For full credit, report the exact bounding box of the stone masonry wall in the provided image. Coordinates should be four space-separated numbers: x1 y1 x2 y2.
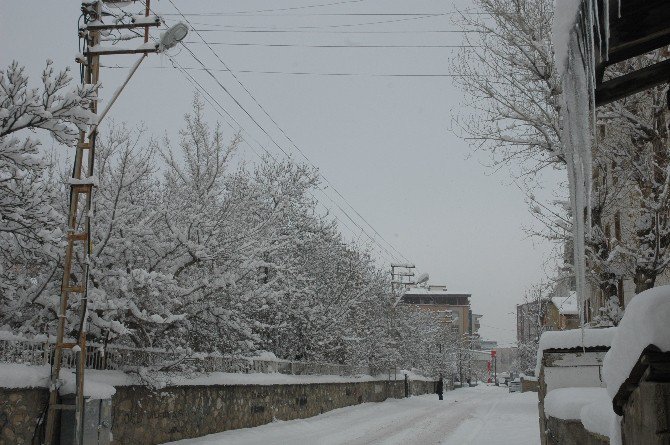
621 381 670 445
545 416 609 445
1 378 437 445
112 379 436 444
0 388 49 445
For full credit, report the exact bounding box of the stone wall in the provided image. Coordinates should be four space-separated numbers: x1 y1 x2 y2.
545 416 609 445
112 379 436 444
0 388 49 445
620 381 670 445
1 378 437 445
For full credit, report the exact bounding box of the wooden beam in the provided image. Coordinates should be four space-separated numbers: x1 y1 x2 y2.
84 19 161 31
595 57 670 106
85 45 159 56
596 0 670 67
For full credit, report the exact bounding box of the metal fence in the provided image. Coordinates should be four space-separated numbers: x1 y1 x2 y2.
0 335 398 379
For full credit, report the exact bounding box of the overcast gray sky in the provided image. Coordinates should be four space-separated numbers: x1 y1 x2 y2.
1 0 562 344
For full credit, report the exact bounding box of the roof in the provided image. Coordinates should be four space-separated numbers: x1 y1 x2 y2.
404 287 470 296
551 291 578 315
536 327 618 375
400 294 471 307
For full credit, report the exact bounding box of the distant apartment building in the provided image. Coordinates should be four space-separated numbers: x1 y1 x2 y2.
399 285 479 337
516 299 543 345
516 284 580 346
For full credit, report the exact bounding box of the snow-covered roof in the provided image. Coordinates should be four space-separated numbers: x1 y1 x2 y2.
538 327 616 353
551 291 578 315
603 285 670 400
403 287 469 296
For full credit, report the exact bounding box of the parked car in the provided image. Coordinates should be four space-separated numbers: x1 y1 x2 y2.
508 379 521 393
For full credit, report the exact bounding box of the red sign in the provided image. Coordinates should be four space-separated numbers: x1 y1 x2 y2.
490 350 497 357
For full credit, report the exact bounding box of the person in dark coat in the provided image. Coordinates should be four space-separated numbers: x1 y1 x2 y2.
436 374 444 400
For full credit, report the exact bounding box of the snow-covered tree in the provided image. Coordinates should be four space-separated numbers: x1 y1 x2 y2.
0 60 96 332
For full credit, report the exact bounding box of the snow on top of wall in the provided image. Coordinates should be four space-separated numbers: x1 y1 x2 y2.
544 387 606 420
551 291 578 315
0 363 50 389
579 389 617 438
603 285 670 400
552 0 583 74
0 363 431 393
0 364 116 399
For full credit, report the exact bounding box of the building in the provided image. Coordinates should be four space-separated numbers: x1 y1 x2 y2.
399 285 478 337
545 292 579 330
517 299 544 345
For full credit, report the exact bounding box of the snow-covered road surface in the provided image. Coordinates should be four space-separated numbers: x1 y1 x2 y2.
163 385 540 445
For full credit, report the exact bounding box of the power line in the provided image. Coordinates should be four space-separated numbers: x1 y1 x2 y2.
212 0 370 15
163 13 452 17
182 28 479 34
166 0 411 263
102 64 488 78
136 22 399 265
167 12 452 31
136 3 403 264
181 41 478 48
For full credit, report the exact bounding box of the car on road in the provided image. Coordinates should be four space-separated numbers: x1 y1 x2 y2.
508 379 521 393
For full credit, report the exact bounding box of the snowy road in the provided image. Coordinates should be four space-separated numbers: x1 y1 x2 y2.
164 385 541 445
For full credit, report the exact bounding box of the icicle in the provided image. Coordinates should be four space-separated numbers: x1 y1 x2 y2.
559 3 596 350
603 0 610 62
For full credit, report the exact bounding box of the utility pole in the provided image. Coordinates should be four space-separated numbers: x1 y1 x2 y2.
390 263 416 295
42 2 182 443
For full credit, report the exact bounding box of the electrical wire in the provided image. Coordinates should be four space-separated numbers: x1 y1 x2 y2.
131 4 402 264
100 64 488 78
165 0 412 263
181 41 478 48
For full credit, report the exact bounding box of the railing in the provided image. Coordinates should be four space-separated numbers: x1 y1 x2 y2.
0 335 398 379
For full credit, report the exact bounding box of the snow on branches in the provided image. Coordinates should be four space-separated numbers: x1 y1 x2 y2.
0 61 97 331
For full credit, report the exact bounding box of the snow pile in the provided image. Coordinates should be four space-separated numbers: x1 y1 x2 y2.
552 0 582 74
544 387 605 420
579 389 618 438
603 285 670 400
545 386 621 442
58 369 117 400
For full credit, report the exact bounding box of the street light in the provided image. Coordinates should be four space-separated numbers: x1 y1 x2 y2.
160 22 189 51
95 22 188 131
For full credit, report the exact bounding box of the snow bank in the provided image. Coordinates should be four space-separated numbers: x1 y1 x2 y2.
552 0 582 75
544 387 605 420
603 285 670 400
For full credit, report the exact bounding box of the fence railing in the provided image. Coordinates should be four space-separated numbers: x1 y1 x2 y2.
0 335 398 379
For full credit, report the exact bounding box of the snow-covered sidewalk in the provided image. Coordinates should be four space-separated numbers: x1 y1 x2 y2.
163 385 540 445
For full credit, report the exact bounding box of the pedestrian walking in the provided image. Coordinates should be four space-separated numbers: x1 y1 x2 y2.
436 373 444 400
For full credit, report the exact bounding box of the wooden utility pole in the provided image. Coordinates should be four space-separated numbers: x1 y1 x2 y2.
43 2 162 443
390 263 415 295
